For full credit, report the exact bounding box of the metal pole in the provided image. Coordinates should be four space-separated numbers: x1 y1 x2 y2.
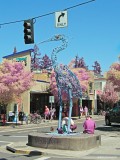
51 101 52 120
67 86 73 134
58 86 63 130
15 104 18 126
78 99 80 119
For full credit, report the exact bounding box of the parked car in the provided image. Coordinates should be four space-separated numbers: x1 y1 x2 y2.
105 106 120 126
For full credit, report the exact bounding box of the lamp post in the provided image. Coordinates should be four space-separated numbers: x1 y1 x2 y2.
78 98 82 119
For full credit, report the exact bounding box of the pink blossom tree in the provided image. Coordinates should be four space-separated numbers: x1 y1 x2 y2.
107 62 120 91
71 68 91 92
40 54 52 71
0 60 33 106
98 82 119 108
50 67 90 102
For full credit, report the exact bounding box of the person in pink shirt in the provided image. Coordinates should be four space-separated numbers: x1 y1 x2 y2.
44 105 50 120
84 106 88 116
83 115 96 134
80 106 83 116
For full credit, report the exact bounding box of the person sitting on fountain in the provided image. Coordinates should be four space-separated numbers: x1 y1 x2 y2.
83 115 96 134
62 116 77 133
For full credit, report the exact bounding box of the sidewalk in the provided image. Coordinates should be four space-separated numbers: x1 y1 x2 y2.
0 115 104 130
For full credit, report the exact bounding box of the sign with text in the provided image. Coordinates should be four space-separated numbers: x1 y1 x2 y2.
55 11 68 28
49 96 54 103
16 57 27 66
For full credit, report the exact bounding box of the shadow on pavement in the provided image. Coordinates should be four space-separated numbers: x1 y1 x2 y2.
28 151 43 157
96 124 120 132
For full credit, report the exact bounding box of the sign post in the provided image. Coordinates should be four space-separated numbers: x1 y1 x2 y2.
49 96 54 109
49 96 54 120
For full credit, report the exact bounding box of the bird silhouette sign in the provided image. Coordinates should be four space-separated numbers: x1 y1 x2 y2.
55 11 68 28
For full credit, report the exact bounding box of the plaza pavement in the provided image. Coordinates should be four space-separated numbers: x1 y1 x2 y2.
2 115 120 159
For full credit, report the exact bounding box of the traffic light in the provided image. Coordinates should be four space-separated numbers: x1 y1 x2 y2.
23 19 34 44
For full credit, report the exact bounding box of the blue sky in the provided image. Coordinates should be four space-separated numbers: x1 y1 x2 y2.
0 0 120 74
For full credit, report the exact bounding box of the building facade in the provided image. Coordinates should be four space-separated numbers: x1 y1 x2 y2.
2 49 51 120
2 49 107 120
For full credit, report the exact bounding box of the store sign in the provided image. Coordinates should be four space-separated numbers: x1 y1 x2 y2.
16 57 27 66
16 57 27 62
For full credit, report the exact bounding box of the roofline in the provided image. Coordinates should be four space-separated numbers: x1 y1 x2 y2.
2 49 34 58
36 80 50 84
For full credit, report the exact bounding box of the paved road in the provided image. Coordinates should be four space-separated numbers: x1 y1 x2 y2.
0 118 107 160
1 116 120 160
0 152 87 160
0 118 104 142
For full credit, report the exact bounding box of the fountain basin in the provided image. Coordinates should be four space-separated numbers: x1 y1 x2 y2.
28 132 101 151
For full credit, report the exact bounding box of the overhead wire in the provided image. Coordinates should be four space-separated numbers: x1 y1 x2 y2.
0 0 95 27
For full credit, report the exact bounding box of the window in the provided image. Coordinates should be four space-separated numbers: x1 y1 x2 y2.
112 107 120 112
89 82 93 93
94 82 102 90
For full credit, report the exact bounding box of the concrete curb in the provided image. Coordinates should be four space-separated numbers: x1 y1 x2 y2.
5 142 101 158
6 145 44 156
